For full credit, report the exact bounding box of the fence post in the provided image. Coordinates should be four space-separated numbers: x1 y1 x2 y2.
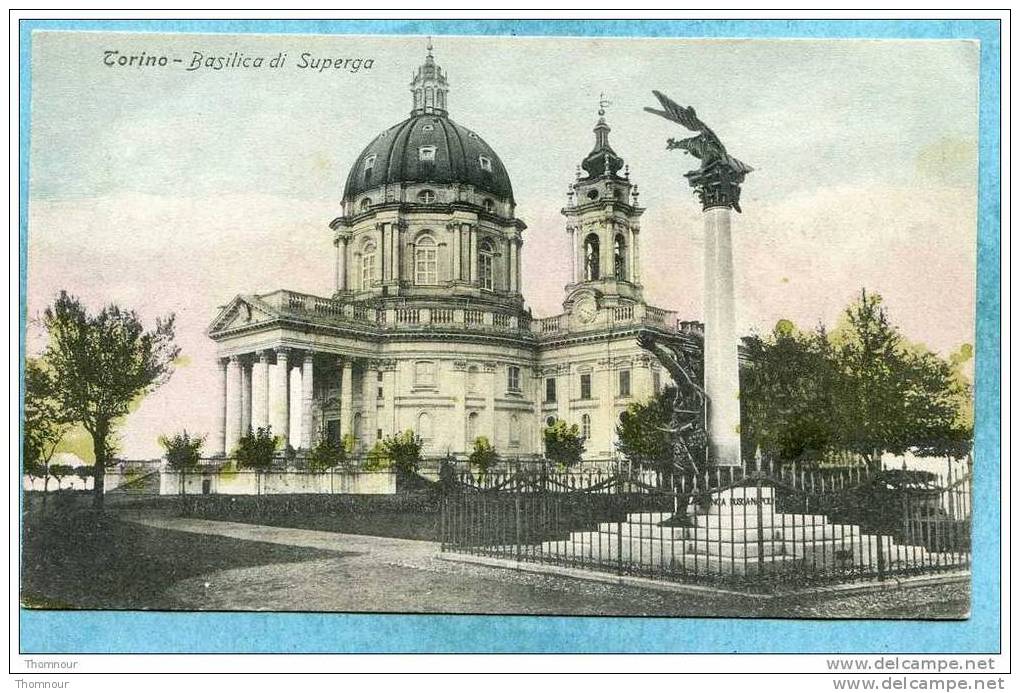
514 494 521 562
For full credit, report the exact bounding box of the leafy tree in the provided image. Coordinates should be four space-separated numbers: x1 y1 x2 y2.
382 430 424 476
468 436 499 479
363 440 390 471
616 387 676 481
234 426 279 471
74 467 93 490
42 291 179 509
159 430 205 470
49 464 74 490
23 358 70 504
308 436 347 472
543 419 584 469
740 322 839 466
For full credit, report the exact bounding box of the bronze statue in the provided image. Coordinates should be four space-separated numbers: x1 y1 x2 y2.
637 330 707 486
644 90 753 212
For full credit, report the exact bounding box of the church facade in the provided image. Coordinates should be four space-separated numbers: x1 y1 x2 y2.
207 46 700 465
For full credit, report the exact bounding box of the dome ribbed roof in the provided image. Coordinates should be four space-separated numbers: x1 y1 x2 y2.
342 114 515 204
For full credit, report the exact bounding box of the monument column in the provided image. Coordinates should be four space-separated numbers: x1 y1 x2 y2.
362 361 378 447
251 350 270 432
693 163 747 468
224 356 242 455
335 236 348 292
300 352 315 450
269 348 290 446
211 358 227 456
509 238 519 293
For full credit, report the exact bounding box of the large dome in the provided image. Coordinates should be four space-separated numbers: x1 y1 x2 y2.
342 114 515 204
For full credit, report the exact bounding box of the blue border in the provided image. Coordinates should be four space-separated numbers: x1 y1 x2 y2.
18 18 1001 655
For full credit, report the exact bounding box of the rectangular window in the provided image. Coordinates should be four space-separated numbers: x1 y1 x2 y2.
479 253 494 291
377 386 383 400
415 361 436 388
618 369 631 397
652 370 661 395
418 146 436 161
479 156 492 172
580 373 592 400
507 365 521 392
545 377 556 403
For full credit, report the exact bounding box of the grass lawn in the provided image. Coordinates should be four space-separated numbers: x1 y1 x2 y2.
20 506 342 610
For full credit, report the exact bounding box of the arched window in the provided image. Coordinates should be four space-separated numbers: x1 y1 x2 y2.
478 239 495 291
353 412 363 444
466 365 479 394
581 414 591 441
414 234 438 285
482 198 495 214
417 189 436 204
614 233 627 280
417 412 432 441
467 412 479 444
584 234 600 281
509 415 521 446
479 156 492 172
507 365 521 392
363 155 376 184
359 197 371 212
360 241 376 290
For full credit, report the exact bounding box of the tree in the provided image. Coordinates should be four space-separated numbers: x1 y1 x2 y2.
159 430 205 470
160 430 205 498
616 387 676 481
234 426 279 471
468 436 499 479
382 430 424 476
49 464 74 490
740 322 839 467
74 467 93 490
23 358 70 505
42 291 179 509
363 440 390 471
543 419 584 469
307 436 347 472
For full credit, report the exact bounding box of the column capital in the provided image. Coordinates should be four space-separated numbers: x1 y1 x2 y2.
302 350 315 364
338 356 354 369
228 354 241 364
274 346 291 358
687 159 748 213
258 349 272 362
216 357 230 369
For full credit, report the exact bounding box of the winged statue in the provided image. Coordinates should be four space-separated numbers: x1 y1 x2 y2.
644 90 754 176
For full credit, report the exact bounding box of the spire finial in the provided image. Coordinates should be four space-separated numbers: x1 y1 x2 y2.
598 92 611 118
427 35 433 56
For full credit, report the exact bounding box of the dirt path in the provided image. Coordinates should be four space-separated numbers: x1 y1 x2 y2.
119 513 968 618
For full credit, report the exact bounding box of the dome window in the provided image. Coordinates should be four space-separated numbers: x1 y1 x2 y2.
482 198 495 214
359 198 372 212
421 124 435 133
418 146 436 162
479 156 492 172
363 155 376 184
417 189 436 204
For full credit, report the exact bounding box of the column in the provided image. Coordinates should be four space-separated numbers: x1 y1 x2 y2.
453 362 467 453
631 228 641 283
704 206 742 466
390 222 401 282
225 356 242 455
576 226 587 282
469 225 478 283
240 358 251 436
515 239 522 293
251 350 270 432
568 226 577 283
601 221 614 279
599 361 614 458
556 366 569 424
381 364 396 438
361 361 378 447
508 239 518 293
336 236 348 291
269 348 290 447
339 358 354 440
211 358 227 456
452 223 462 280
300 352 315 449
485 363 497 441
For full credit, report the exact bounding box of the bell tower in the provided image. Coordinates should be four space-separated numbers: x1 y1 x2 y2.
562 95 645 314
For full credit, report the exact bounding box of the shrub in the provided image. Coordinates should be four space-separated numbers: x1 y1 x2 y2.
308 436 346 472
543 419 585 469
159 429 205 470
468 436 499 478
234 426 279 470
383 430 424 476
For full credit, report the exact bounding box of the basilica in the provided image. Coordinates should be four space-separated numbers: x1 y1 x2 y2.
207 45 700 465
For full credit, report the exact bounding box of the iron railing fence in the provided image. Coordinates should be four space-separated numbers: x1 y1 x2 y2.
440 464 972 592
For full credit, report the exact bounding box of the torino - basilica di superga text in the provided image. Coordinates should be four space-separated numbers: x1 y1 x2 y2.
207 44 700 464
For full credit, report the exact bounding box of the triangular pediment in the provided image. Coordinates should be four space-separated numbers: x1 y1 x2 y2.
208 296 278 336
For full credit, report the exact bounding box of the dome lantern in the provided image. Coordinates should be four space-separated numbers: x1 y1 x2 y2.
410 37 449 117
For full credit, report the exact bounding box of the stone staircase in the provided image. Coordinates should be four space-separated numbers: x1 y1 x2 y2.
539 486 933 577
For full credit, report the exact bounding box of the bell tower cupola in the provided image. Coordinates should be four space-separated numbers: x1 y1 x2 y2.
562 95 645 312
